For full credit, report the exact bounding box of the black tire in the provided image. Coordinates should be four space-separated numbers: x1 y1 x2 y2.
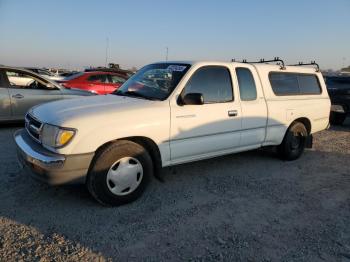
330 111 346 125
278 122 308 161
86 140 153 206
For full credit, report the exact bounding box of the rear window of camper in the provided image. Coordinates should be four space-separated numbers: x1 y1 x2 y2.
269 73 321 95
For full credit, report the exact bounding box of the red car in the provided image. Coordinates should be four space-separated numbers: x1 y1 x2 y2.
60 72 127 95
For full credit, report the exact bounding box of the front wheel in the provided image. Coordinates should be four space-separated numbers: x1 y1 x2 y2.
86 140 153 206
278 122 308 161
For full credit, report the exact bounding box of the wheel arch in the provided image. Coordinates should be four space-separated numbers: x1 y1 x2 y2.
291 117 311 134
93 136 163 180
278 117 312 146
278 117 311 160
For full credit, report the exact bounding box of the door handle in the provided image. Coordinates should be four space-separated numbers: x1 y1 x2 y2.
12 94 24 99
228 110 238 117
176 114 196 119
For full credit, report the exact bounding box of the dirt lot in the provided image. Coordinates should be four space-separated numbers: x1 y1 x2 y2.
0 120 349 261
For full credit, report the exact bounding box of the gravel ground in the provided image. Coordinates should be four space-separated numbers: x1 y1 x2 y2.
0 120 349 261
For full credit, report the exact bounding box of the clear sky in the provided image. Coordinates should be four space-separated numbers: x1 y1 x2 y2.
0 0 349 70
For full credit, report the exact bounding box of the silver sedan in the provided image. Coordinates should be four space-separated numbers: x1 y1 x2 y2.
0 66 95 122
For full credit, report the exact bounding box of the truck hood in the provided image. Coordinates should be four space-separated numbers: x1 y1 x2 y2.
29 94 154 127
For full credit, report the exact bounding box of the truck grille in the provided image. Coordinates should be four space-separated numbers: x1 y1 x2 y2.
25 113 43 143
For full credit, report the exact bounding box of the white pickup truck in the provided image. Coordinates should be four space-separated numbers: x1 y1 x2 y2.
15 60 330 206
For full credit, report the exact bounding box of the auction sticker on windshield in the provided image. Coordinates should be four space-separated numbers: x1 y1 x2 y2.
167 65 187 72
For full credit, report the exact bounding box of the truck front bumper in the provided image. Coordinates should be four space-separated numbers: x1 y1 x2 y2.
14 129 94 185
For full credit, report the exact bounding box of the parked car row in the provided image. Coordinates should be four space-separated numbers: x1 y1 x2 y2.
85 63 134 78
59 71 127 95
1 64 348 128
0 65 131 122
27 65 130 95
325 76 350 125
0 66 94 122
25 67 66 82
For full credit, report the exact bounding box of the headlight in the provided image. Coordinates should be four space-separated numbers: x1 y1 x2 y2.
41 124 76 148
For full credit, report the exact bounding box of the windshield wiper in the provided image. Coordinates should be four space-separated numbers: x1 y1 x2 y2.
114 90 158 100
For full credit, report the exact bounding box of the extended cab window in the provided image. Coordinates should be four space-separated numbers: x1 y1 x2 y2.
298 74 322 94
269 72 321 95
236 68 257 101
183 66 233 103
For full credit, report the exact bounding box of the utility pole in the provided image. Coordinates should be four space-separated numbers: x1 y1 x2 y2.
165 47 168 61
105 37 109 67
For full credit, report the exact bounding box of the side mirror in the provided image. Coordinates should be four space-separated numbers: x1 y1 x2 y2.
182 93 204 105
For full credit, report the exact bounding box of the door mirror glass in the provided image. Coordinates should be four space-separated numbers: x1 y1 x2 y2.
182 93 204 105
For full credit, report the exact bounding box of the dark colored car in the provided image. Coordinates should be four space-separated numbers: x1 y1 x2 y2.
0 66 95 122
85 63 134 78
61 71 127 95
325 76 350 125
59 71 79 78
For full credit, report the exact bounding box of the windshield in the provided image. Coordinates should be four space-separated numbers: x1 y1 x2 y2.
113 63 190 100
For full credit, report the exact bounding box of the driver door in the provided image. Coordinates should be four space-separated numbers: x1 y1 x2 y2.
4 70 62 118
170 66 242 162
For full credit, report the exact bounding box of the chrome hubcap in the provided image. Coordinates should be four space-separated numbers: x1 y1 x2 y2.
106 157 143 196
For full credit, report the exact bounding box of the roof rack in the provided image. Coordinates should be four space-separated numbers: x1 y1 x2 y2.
231 57 285 70
288 61 320 72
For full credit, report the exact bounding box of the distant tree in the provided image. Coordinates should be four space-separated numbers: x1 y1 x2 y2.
129 66 138 72
341 66 350 72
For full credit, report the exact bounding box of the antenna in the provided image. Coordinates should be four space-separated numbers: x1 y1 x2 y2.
105 37 109 67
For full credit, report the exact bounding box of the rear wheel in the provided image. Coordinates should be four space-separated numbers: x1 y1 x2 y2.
86 140 153 206
330 111 346 125
278 122 308 161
